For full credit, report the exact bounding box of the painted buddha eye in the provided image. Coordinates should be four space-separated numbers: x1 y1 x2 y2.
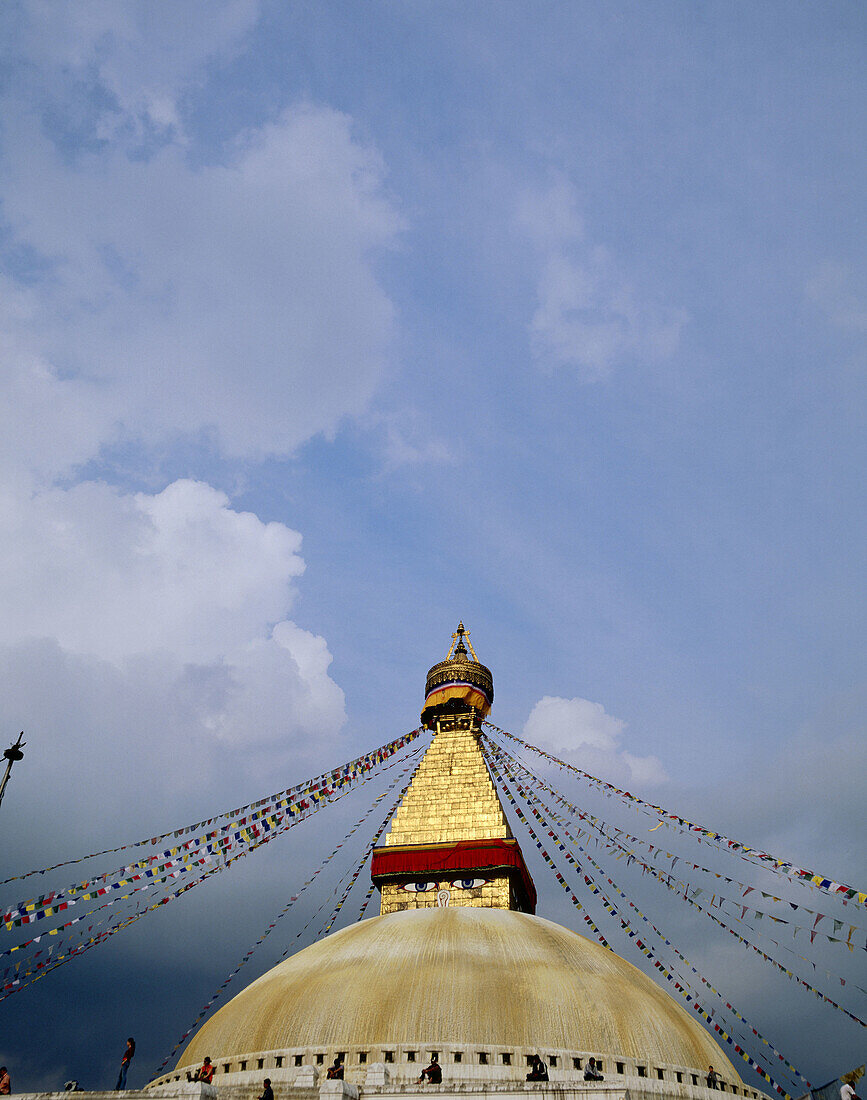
451 878 488 890
403 881 437 892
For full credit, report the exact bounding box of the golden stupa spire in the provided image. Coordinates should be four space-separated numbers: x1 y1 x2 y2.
370 625 536 915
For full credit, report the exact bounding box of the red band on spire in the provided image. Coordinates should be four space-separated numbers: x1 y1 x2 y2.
371 838 536 913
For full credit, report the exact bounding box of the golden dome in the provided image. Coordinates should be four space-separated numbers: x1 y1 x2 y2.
173 907 741 1085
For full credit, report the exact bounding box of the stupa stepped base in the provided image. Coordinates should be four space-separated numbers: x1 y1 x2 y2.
12 1076 764 1100
152 1035 762 1100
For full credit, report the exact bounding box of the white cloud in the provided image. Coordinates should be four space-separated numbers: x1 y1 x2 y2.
0 331 112 493
375 410 456 471
0 478 346 845
0 628 346 850
219 620 346 751
1 5 402 483
0 479 305 663
524 695 667 787
519 174 686 378
0 102 401 475
0 8 391 846
10 0 259 144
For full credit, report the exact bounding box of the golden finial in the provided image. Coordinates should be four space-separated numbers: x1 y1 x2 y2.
447 622 479 662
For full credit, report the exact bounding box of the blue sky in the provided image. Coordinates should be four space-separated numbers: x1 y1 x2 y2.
0 0 864 1091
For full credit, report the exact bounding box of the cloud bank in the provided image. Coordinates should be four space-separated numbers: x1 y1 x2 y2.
0 479 347 851
524 695 667 788
518 174 686 378
0 8 401 852
0 102 401 470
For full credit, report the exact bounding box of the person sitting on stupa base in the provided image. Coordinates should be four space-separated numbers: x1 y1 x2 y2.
526 1055 549 1082
326 1055 345 1080
187 1057 214 1084
418 1055 442 1084
584 1058 604 1081
707 1067 721 1089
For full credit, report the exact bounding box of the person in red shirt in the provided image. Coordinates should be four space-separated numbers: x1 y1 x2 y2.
0 1066 10 1095
418 1057 441 1085
190 1058 214 1084
116 1039 135 1090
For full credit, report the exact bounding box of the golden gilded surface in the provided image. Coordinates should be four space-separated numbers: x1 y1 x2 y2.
421 625 494 727
176 908 743 1084
383 719 509 849
423 656 493 708
379 876 512 914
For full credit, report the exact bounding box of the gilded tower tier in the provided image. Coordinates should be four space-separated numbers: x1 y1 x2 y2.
371 625 535 915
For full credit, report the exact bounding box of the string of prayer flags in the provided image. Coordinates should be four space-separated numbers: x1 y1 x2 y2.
483 739 865 970
355 882 377 921
2 853 226 1001
271 751 427 963
487 751 793 1099
150 749 422 1082
484 722 866 911
4 756 393 969
492 741 866 1028
485 741 811 1093
507 746 845 1087
4 737 427 1002
2 848 225 945
1 853 214 976
487 736 867 1015
320 761 423 937
487 745 804 1091
476 757 864 946
479 748 612 951
3 730 423 929
2 729 422 892
484 745 798 1100
670 873 867 1028
551 775 865 995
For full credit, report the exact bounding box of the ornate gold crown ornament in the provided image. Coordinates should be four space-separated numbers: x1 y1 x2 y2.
422 622 494 728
